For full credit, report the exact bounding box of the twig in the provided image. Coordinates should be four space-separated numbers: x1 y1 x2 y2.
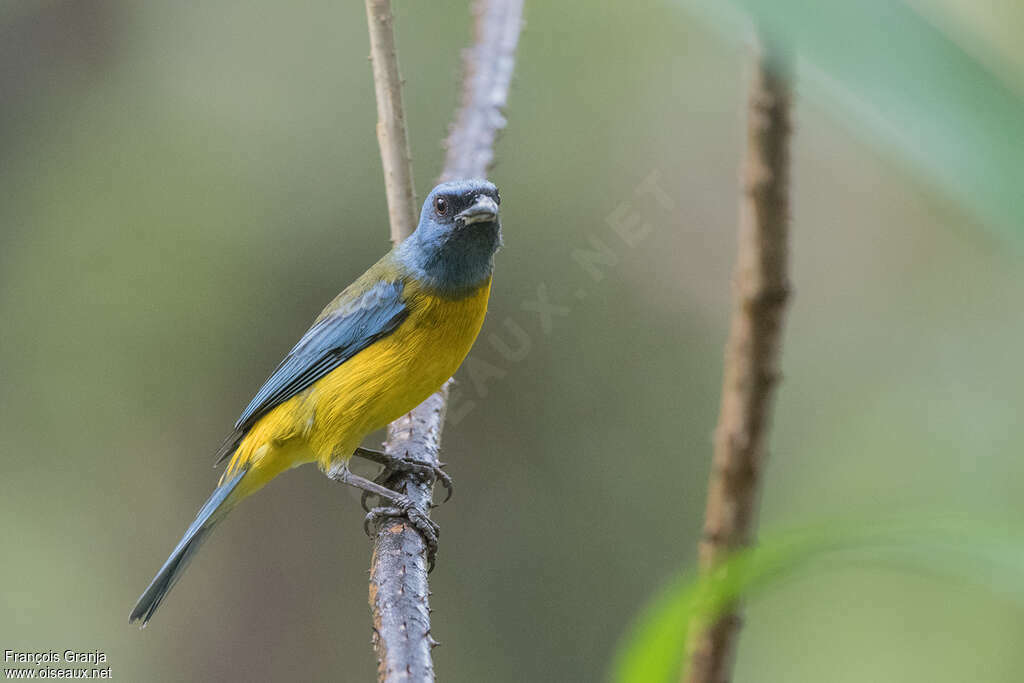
440 0 524 183
365 0 418 242
364 1 524 681
685 37 793 683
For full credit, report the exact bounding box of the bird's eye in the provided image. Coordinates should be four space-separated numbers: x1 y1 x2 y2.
495 192 501 206
434 196 449 216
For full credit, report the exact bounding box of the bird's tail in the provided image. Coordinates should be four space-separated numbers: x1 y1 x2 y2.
129 468 246 627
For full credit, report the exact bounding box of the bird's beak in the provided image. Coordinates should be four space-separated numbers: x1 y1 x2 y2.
457 195 499 225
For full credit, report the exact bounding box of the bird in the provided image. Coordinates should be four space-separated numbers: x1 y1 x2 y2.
129 179 502 626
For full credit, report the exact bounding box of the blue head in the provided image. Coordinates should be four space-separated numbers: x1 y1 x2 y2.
396 179 502 296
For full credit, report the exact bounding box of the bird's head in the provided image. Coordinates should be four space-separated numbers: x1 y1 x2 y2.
397 179 502 295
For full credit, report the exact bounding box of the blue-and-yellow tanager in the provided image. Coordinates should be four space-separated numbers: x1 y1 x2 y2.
130 179 501 625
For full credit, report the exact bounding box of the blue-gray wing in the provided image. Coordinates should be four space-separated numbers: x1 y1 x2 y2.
214 279 408 464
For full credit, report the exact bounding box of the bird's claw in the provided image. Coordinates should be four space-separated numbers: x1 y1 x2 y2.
420 459 453 505
359 457 453 511
363 499 439 570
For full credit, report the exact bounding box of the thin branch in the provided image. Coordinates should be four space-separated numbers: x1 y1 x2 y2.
440 0 524 182
365 0 418 242
685 37 793 683
364 1 524 682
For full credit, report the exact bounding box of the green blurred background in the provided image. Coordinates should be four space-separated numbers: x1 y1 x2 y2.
3 1 1024 681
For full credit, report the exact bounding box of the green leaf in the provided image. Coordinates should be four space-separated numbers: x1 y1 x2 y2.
675 0 1024 240
610 521 1024 683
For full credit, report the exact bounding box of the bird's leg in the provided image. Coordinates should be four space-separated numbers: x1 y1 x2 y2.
328 465 439 565
351 446 453 505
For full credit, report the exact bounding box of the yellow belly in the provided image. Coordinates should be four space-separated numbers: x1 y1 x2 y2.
223 278 490 489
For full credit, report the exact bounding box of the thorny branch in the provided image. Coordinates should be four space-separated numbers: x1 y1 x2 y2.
362 1 524 681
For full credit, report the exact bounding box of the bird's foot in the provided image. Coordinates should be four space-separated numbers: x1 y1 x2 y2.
364 498 439 570
353 447 452 509
328 464 441 570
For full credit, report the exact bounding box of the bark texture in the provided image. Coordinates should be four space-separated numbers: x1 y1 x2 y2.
685 39 793 683
364 1 524 681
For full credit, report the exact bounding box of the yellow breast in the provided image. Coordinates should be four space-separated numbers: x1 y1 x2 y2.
227 278 491 480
